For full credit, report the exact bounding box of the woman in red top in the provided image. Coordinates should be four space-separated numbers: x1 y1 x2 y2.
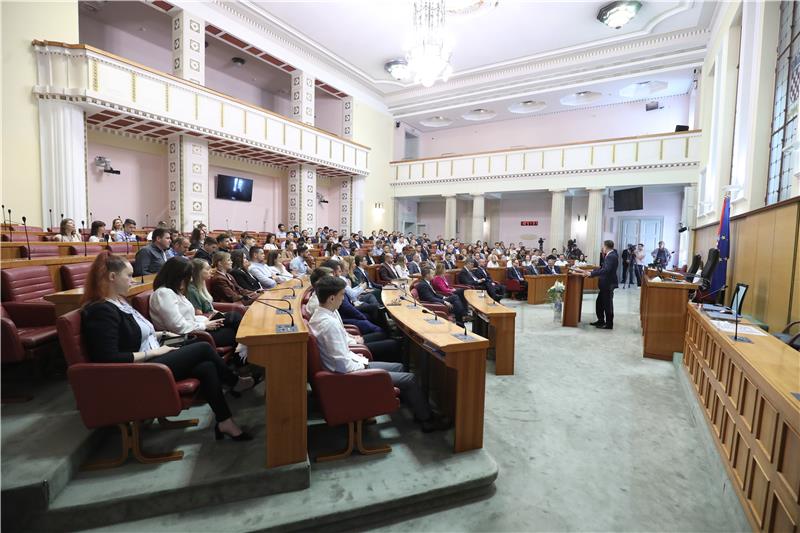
431 262 469 309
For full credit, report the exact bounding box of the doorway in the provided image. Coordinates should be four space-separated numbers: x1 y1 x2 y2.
619 217 663 276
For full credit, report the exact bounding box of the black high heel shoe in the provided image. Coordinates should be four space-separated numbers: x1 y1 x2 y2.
214 424 253 441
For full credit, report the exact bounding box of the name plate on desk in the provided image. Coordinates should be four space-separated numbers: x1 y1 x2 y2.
276 324 298 333
451 333 474 342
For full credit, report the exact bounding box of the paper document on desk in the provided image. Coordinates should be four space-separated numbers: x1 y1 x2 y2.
709 320 767 336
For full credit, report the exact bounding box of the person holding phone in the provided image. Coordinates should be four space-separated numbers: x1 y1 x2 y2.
150 258 247 362
81 252 254 441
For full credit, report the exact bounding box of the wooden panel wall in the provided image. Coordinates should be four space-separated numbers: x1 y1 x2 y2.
692 199 800 333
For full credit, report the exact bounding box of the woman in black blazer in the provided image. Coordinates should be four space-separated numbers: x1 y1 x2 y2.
229 249 262 292
81 252 254 441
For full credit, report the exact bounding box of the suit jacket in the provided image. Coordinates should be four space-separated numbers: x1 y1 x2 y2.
419 249 429 261
590 250 619 290
194 248 213 264
443 260 455 270
457 267 482 287
474 266 490 281
133 244 167 276
82 301 143 364
407 261 421 275
525 264 539 276
378 263 399 282
507 267 525 282
541 265 561 275
230 268 261 292
415 279 445 304
353 267 376 289
209 271 255 303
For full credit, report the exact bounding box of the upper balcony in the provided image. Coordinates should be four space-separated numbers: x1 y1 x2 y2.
389 130 701 196
32 41 369 178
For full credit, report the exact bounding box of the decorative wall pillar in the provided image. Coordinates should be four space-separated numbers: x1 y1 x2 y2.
291 71 315 126
339 177 352 235
288 164 317 233
548 189 566 253
444 194 457 239
585 187 605 264
351 175 365 232
679 185 698 268
38 99 87 227
171 10 205 85
341 96 353 139
167 134 209 232
471 193 484 243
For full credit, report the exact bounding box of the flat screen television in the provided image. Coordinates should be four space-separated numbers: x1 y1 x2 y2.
215 174 253 202
613 187 643 212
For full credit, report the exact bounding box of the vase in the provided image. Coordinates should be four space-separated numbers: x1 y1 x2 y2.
553 298 563 323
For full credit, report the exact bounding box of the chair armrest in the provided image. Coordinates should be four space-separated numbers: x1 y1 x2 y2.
420 302 449 315
0 315 25 362
67 363 183 428
453 284 472 290
350 345 372 360
3 301 56 327
214 302 247 315
344 324 361 336
782 321 800 334
312 369 399 426
189 330 217 349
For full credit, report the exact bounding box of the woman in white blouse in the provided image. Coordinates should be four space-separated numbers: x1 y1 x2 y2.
486 254 500 268
149 258 248 362
395 255 410 279
87 220 107 242
53 218 83 242
263 233 279 251
265 250 293 283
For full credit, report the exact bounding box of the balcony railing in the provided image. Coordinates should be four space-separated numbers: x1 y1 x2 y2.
32 41 369 177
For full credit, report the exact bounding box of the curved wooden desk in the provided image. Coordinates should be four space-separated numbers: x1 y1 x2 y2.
43 274 156 316
236 277 310 468
380 287 490 453
463 290 516 375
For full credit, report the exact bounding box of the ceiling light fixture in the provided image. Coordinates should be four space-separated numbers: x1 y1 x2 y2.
385 59 411 81
462 108 496 121
405 0 453 88
420 116 453 127
232 57 246 67
619 80 668 98
559 91 602 106
597 0 642 29
508 100 546 114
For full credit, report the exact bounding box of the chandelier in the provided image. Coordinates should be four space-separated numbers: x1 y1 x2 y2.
406 0 453 88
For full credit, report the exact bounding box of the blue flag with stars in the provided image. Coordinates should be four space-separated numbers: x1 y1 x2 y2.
710 195 730 297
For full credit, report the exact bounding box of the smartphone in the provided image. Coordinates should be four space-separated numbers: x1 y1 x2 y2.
161 334 187 348
209 312 226 321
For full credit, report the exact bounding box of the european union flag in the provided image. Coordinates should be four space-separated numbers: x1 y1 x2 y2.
710 195 730 297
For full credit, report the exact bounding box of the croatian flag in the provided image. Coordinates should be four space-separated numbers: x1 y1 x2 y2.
709 195 730 297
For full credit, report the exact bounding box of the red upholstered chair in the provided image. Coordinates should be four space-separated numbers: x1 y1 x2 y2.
68 244 105 256
107 242 133 254
409 286 452 321
19 245 60 259
0 303 59 364
306 331 399 462
1 266 57 323
300 289 361 335
57 310 202 469
130 291 234 361
60 263 93 290
504 278 525 300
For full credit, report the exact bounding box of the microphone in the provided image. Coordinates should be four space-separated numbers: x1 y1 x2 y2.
697 284 728 310
49 209 53 232
7 209 12 241
145 213 149 228
125 235 130 257
730 307 752 344
245 219 248 231
22 216 31 260
226 218 230 233
266 286 296 298
400 295 440 321
252 298 296 332
81 220 87 256
259 297 294 313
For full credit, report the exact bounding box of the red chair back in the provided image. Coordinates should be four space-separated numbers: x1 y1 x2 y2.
60 262 93 290
20 245 60 259
107 242 131 254
306 330 325 381
411 287 420 300
68 245 104 256
56 310 89 366
1 266 56 302
130 290 153 320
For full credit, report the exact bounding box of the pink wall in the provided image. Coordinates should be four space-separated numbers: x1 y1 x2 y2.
315 177 342 229
486 193 551 247
208 164 286 232
417 201 445 238
315 91 343 136
416 94 690 158
87 141 168 227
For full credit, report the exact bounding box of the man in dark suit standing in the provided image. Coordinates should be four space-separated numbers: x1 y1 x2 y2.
578 240 618 329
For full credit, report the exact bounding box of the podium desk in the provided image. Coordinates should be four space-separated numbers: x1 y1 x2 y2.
44 274 155 316
524 274 567 304
236 278 310 468
562 273 585 327
463 290 516 375
640 277 699 360
381 288 490 453
577 265 600 291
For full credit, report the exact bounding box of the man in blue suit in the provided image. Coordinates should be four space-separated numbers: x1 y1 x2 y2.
578 240 618 329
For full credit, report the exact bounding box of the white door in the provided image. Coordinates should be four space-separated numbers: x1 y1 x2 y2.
620 219 640 250
640 218 662 255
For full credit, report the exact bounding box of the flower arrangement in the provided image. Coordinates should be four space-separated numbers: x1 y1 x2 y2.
546 281 566 303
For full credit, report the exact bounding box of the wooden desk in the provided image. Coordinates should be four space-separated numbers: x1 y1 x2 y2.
577 265 599 291
640 277 699 360
683 305 800 532
486 267 507 284
524 274 567 304
43 274 156 316
463 290 516 375
1 254 137 292
562 273 584 327
0 241 145 260
380 287 490 453
236 278 310 468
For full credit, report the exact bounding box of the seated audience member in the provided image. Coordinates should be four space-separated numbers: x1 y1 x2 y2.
486 254 500 268
167 236 190 259
187 258 229 315
266 250 293 283
542 255 562 275
237 232 256 255
189 226 207 251
340 256 381 305
247 246 277 289
309 275 448 432
431 261 469 308
378 253 405 283
209 252 257 305
150 258 247 362
416 266 467 326
555 254 568 267
323 259 385 327
263 233 279 250
474 258 505 301
88 220 107 243
113 219 138 242
53 218 83 242
276 224 288 239
216 233 232 253
458 258 500 301
443 253 456 270
133 228 171 276
194 237 218 264
353 255 380 294
80 252 254 440
146 221 169 241
109 218 124 241
407 254 422 275
289 245 311 276
306 267 384 338
395 255 411 279
229 249 263 293
507 259 529 294
279 241 295 262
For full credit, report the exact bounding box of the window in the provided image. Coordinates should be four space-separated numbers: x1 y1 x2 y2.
767 1 800 205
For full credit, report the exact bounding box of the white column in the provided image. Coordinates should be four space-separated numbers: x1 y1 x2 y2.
585 187 605 264
38 99 87 226
470 193 484 243
287 166 301 230
288 164 317 233
171 10 205 85
444 194 457 239
548 189 566 253
291 71 315 126
167 134 209 232
679 185 698 267
339 177 352 235
341 96 353 139
351 175 365 232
